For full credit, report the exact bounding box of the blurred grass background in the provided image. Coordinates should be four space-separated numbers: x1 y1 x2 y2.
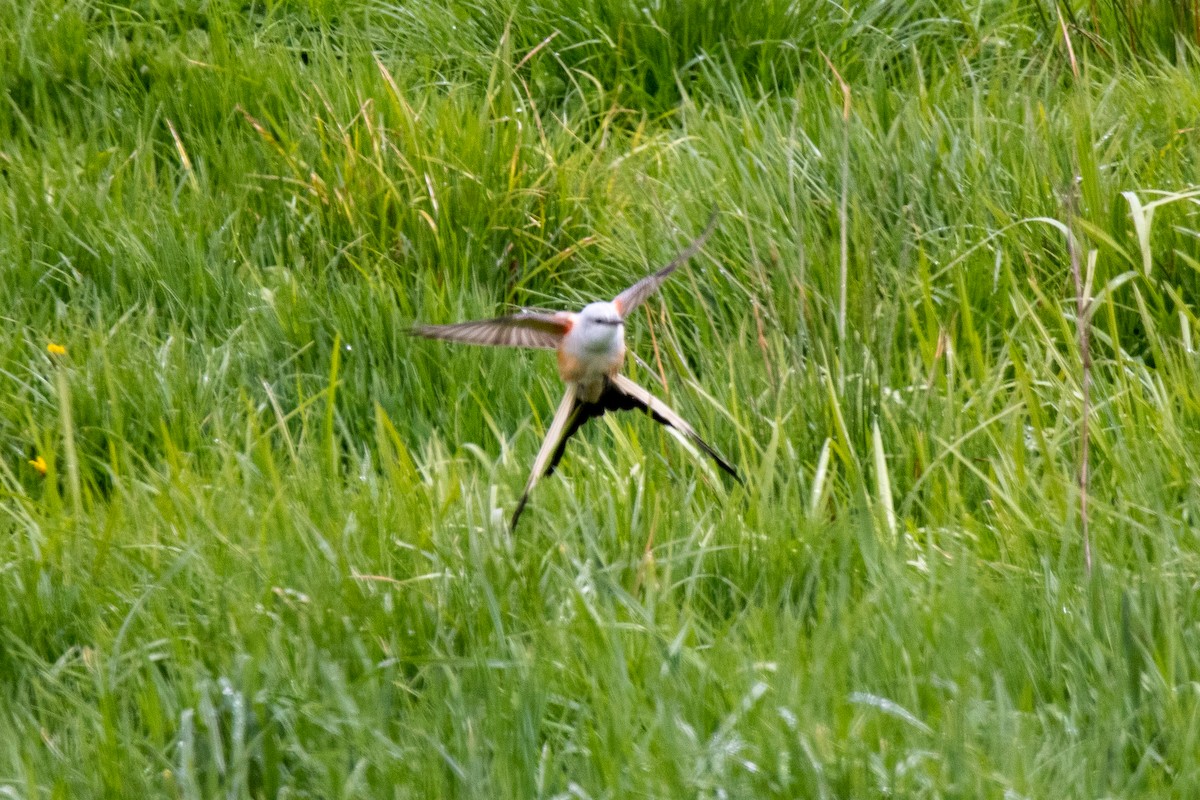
3 0 1200 796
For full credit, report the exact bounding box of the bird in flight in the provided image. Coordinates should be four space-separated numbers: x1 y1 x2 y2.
410 209 741 529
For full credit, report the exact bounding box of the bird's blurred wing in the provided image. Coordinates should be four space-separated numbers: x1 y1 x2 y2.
410 312 571 350
612 207 719 318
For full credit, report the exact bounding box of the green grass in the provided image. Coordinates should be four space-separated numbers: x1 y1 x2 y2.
4 0 1200 796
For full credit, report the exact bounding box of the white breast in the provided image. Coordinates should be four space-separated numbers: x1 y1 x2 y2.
558 308 626 399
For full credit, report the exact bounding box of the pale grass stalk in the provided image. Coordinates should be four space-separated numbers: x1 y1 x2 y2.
1057 4 1080 80
1066 199 1093 577
819 50 852 350
166 118 200 193
645 304 671 399
56 368 82 519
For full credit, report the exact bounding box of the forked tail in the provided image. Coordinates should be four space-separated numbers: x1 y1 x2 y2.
510 376 740 530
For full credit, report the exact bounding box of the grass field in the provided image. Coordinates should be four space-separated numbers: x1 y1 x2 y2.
4 0 1200 796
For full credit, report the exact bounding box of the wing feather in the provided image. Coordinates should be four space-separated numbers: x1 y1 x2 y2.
612 207 719 318
409 312 571 350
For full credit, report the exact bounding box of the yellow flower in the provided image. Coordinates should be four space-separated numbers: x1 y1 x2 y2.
47 342 67 356
28 455 47 475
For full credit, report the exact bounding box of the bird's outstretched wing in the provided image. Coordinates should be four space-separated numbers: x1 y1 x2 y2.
410 312 572 350
511 384 582 530
612 207 720 318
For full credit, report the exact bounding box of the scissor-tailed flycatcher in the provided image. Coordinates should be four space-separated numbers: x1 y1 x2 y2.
410 209 740 529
